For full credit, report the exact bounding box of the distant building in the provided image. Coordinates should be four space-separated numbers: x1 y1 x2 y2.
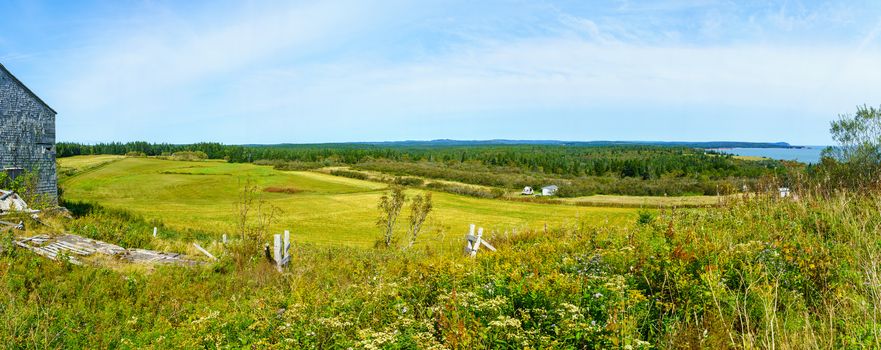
521 186 533 195
0 63 58 204
779 187 791 198
541 185 558 196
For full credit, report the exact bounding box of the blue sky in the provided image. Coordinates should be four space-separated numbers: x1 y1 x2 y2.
1 0 880 145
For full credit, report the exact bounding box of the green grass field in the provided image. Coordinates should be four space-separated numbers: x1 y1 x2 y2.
733 155 769 161
59 157 637 248
57 154 124 171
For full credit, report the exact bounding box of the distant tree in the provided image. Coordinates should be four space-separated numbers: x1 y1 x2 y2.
376 187 406 248
406 193 433 249
823 105 881 189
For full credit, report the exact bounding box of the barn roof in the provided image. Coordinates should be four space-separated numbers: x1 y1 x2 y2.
0 63 58 115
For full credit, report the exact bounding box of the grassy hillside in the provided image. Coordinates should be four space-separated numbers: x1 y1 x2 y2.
3 188 879 348
56 155 124 180
19 155 875 348
59 157 636 248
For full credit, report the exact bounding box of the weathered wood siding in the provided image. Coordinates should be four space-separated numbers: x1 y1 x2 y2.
0 67 58 204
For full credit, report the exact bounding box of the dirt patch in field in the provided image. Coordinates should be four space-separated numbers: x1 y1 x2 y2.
263 186 303 194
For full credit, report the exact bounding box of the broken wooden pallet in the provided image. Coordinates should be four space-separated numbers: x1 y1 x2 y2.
15 238 84 265
121 249 199 266
0 220 23 231
15 233 200 267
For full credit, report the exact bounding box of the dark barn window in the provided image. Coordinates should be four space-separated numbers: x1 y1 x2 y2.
2 168 24 187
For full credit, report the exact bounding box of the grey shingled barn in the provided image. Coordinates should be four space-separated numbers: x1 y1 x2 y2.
0 63 58 204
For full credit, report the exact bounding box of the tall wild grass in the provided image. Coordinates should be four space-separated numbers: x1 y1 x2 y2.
1 189 879 348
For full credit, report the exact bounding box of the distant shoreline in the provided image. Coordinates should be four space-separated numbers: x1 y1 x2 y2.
711 146 826 164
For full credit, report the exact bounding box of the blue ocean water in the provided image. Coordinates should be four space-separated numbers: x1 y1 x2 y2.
715 146 826 164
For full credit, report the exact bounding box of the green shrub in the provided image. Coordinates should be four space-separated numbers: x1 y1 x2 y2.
636 210 654 225
392 176 424 186
257 160 326 171
425 182 503 198
329 169 369 180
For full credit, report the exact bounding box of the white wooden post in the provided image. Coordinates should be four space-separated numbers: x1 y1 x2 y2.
283 230 291 260
222 234 227 244
482 238 497 252
273 234 282 269
465 224 476 254
153 227 157 238
193 243 217 260
470 228 484 257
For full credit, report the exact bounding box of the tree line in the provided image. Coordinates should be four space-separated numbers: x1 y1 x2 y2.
57 142 785 181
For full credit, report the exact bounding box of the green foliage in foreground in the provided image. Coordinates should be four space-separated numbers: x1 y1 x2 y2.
2 191 880 348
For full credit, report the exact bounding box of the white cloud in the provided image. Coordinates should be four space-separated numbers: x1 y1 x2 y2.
52 1 399 123
235 38 881 118
44 1 881 144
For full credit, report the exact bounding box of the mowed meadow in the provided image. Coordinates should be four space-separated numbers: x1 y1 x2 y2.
58 156 636 247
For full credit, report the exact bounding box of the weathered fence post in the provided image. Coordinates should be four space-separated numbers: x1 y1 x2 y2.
273 234 282 271
153 227 157 238
470 228 484 257
283 230 291 261
222 234 227 244
465 224 476 254
464 224 497 257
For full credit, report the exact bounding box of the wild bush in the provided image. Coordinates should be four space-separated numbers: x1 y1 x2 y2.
376 186 406 248
406 192 432 248
425 182 503 199
392 176 424 186
329 169 369 180
1 168 50 209
258 160 327 171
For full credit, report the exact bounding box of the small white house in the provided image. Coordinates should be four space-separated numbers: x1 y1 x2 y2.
541 185 559 196
521 186 534 195
779 187 791 198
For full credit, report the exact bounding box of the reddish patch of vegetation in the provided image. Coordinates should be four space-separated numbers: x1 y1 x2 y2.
263 187 302 194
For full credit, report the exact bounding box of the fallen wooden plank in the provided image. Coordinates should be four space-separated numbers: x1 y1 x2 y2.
18 234 50 244
193 243 217 261
15 240 82 265
49 242 93 255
